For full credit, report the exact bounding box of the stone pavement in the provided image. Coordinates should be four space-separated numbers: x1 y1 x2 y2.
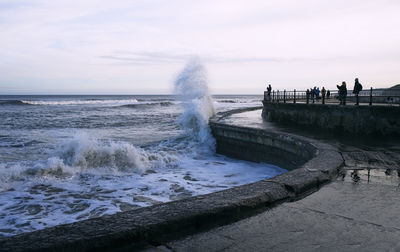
144 178 400 252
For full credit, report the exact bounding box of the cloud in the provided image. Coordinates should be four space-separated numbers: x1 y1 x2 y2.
99 51 281 65
1 0 400 94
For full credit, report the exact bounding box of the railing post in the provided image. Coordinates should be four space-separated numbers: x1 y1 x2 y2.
369 87 373 106
284 89 286 103
293 89 296 103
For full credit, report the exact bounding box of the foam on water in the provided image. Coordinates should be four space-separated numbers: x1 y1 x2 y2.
0 62 286 237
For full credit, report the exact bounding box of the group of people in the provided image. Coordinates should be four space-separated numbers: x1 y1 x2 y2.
306 87 330 104
266 78 363 105
336 78 363 105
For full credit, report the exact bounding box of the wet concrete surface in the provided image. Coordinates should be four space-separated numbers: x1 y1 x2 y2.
145 179 400 252
143 109 400 252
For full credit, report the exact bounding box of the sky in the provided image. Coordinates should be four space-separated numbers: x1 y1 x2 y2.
0 0 400 95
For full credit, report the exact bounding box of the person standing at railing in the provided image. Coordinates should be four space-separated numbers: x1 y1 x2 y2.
353 78 363 105
321 87 326 104
327 90 331 99
267 84 272 96
265 84 272 101
337 81 347 105
311 87 316 103
306 89 310 104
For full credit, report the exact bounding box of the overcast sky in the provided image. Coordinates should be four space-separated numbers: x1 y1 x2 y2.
1 0 399 94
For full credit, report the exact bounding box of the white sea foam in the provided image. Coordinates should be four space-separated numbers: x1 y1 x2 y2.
22 99 138 106
0 163 27 192
37 132 181 177
0 68 285 237
174 58 216 151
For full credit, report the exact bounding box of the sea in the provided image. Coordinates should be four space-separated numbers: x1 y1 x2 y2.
0 62 286 237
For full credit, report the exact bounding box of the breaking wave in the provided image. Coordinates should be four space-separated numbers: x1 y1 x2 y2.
0 100 30 106
0 133 179 187
21 99 138 106
120 102 174 109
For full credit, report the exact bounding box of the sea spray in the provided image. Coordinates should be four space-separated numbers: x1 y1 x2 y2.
174 58 216 151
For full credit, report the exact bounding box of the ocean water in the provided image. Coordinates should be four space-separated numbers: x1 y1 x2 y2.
0 63 286 237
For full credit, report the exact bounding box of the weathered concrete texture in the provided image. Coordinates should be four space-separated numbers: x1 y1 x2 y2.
262 102 400 136
153 181 400 252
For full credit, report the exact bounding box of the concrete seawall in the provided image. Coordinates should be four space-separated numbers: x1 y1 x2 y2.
209 122 315 170
0 110 344 252
262 102 400 135
209 117 343 195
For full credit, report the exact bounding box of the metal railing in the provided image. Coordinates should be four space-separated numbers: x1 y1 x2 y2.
264 87 400 106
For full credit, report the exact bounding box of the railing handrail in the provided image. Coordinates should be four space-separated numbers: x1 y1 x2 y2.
263 87 400 106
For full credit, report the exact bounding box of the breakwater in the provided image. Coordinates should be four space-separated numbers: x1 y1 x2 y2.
0 109 343 251
262 102 400 135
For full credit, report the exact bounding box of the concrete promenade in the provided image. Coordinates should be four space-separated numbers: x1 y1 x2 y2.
143 110 400 252
146 181 400 252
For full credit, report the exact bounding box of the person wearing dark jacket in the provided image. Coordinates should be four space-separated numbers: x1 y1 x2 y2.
337 81 347 105
353 78 363 105
306 89 310 104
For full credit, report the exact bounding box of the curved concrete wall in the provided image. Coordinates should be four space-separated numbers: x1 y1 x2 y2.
209 122 316 170
262 102 400 136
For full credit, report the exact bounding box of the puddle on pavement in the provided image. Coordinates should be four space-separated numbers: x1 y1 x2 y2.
340 168 400 187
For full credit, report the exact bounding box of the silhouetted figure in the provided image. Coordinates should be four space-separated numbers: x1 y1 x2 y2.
321 87 326 104
353 78 363 105
311 87 316 103
316 87 320 100
327 90 331 99
267 84 272 97
337 81 347 105
306 89 310 104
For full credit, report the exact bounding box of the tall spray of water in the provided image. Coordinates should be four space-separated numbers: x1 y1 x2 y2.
174 58 216 151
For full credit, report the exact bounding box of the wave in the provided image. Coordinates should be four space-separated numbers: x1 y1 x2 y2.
0 100 31 106
0 140 44 148
0 133 180 184
216 99 260 104
137 98 175 102
120 101 174 109
20 99 138 106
